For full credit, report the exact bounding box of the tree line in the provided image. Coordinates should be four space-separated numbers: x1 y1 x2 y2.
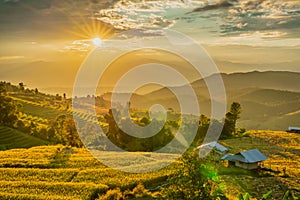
0 81 243 149
102 102 243 152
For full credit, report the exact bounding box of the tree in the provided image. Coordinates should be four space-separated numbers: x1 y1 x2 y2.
19 82 25 91
0 95 18 127
104 109 173 152
163 152 226 199
199 114 210 127
230 102 241 126
50 115 67 144
49 115 83 147
63 118 82 147
55 94 62 101
222 102 242 138
0 82 6 95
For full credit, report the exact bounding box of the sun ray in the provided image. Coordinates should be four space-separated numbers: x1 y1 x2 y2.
53 1 115 41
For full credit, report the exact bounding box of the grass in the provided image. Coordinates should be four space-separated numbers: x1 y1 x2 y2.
0 126 48 150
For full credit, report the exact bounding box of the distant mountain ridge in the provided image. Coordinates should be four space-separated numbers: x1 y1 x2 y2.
148 71 300 97
126 71 300 130
200 71 300 93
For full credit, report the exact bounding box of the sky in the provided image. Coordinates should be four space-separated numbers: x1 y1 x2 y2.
0 0 299 96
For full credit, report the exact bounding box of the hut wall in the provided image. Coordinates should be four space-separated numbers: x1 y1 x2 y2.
235 161 258 169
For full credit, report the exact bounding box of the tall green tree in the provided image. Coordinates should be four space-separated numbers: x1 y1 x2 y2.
222 102 242 138
230 102 241 126
63 118 82 147
49 115 82 147
0 85 18 127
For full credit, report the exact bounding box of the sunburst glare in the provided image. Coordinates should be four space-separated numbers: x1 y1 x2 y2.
55 1 115 44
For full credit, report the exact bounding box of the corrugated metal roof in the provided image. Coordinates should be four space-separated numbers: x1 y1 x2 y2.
196 141 229 153
239 149 267 163
288 126 300 131
221 149 267 163
221 154 234 160
221 154 246 162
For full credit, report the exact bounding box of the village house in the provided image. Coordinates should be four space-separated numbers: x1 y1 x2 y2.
221 149 267 170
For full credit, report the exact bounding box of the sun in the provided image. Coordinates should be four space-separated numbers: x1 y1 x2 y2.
92 37 102 46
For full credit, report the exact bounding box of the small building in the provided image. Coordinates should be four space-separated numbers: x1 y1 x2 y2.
287 126 300 133
196 141 229 157
221 149 267 170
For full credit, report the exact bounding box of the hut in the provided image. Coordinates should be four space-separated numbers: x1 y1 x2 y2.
221 149 267 170
196 141 229 158
287 126 300 133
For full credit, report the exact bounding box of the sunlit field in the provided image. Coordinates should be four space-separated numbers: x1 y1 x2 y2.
0 145 173 199
0 130 299 199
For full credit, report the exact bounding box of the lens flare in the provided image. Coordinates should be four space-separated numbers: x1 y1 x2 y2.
92 37 102 46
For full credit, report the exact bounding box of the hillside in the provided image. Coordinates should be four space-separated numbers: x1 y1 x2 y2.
219 131 300 199
0 131 299 199
2 71 299 132
0 126 48 150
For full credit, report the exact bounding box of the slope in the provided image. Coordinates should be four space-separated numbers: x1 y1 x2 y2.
0 126 48 150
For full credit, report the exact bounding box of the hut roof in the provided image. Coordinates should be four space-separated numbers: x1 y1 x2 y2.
221 149 267 163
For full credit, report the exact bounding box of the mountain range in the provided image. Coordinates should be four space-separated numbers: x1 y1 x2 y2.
102 71 300 131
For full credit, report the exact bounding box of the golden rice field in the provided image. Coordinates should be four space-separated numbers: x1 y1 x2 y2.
0 131 299 199
0 145 173 200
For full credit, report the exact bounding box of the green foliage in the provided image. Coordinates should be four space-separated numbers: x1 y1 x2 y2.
237 128 247 135
238 193 250 200
222 102 242 138
0 82 6 94
283 190 290 200
104 109 174 152
238 189 299 200
0 95 18 127
163 152 225 200
262 190 273 200
281 190 298 200
49 115 83 147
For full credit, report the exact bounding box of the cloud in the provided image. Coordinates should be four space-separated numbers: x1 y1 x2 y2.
95 0 299 46
205 31 300 47
96 0 203 30
0 56 25 61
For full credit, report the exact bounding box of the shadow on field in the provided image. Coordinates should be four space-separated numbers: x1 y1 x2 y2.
49 146 72 168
